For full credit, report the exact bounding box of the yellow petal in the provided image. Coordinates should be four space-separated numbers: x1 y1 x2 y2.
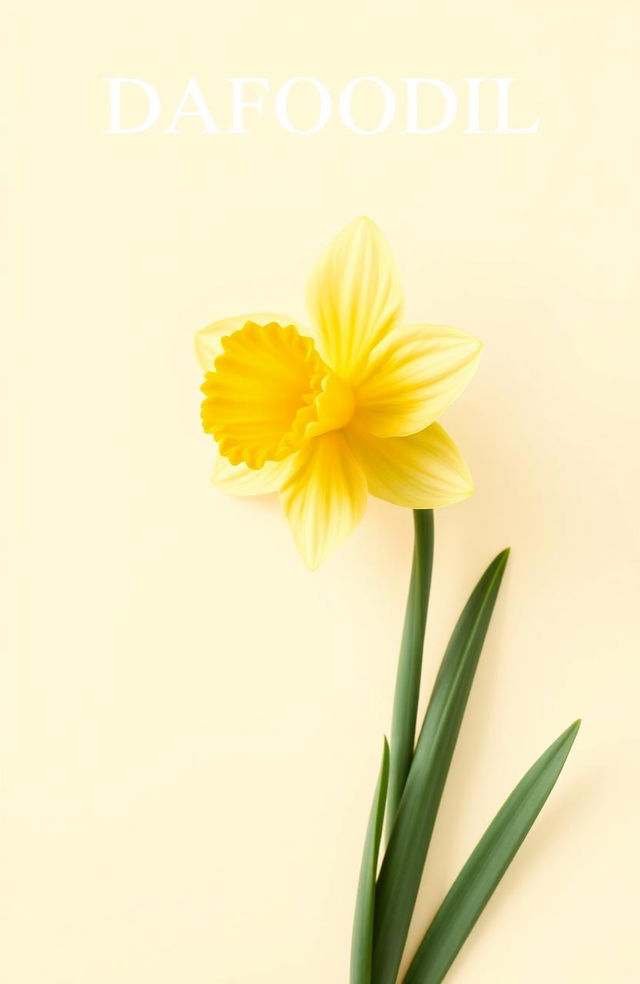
279 432 367 569
347 422 473 508
195 312 301 372
353 324 482 438
306 217 403 380
211 442 293 496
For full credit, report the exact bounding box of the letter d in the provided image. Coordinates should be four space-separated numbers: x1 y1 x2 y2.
403 79 457 134
104 78 160 134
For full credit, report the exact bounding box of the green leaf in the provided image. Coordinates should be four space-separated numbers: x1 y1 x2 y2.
402 720 581 984
387 510 434 835
350 739 390 984
372 549 510 984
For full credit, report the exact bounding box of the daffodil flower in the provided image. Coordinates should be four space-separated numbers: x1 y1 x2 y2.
193 225 579 984
196 218 482 568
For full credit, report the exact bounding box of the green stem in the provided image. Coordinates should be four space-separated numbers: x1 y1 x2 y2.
386 509 434 838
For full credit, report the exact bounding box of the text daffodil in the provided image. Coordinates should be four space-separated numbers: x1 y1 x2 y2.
196 218 482 568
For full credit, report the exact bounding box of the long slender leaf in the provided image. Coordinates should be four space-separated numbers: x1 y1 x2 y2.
372 549 510 984
351 739 390 984
402 720 580 984
387 510 434 836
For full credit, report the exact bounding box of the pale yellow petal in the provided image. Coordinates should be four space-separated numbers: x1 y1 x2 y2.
210 441 293 496
306 217 403 380
195 312 302 372
353 324 482 438
347 422 473 508
279 432 367 569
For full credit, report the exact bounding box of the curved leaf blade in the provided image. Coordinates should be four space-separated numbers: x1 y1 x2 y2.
402 720 581 984
351 739 390 984
372 549 510 984
387 509 434 834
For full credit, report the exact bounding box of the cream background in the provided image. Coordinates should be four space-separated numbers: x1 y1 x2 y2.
4 0 640 981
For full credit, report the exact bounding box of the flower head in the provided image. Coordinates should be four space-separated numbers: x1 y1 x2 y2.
196 218 482 568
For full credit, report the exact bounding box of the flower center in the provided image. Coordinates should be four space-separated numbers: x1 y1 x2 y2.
201 321 354 469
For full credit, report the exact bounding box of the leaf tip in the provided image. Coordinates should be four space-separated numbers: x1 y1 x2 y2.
488 547 510 580
560 718 582 752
